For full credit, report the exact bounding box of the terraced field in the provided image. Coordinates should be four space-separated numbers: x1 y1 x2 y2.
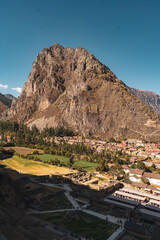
2 155 76 175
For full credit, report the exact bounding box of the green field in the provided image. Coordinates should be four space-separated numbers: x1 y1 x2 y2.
33 211 117 240
32 154 69 164
33 154 97 171
73 159 97 171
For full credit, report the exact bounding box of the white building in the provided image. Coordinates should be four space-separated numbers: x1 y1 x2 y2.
143 172 160 186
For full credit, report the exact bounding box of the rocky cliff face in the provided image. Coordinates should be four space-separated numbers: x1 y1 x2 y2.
129 88 160 116
4 44 160 140
0 93 12 114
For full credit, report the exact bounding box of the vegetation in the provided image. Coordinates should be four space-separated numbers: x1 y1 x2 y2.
0 121 74 147
2 120 159 177
17 153 97 171
2 155 75 175
34 211 118 240
131 160 160 174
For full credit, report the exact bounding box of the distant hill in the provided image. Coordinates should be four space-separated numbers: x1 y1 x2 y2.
0 93 13 114
3 43 160 140
130 88 160 116
4 94 15 101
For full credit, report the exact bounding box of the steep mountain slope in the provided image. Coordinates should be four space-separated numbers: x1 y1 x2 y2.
130 88 160 116
0 93 12 114
4 44 160 140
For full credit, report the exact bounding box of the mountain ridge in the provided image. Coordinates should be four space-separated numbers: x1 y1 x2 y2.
0 93 13 114
129 88 160 116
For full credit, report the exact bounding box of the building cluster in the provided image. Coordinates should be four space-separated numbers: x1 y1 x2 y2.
54 136 160 160
122 165 160 186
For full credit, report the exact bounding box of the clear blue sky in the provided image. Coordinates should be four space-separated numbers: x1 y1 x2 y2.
0 0 160 97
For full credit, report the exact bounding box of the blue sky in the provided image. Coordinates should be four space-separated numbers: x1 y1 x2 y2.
0 0 160 97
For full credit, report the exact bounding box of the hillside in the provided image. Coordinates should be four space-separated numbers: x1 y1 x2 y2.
4 94 15 101
0 93 12 114
3 43 160 140
130 88 160 116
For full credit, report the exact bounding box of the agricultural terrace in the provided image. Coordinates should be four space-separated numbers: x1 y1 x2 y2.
2 155 77 175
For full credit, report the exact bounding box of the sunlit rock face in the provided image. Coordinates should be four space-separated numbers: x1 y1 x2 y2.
4 43 160 140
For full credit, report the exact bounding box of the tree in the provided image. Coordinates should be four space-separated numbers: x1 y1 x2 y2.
96 160 109 172
109 137 116 143
68 155 74 168
136 161 146 170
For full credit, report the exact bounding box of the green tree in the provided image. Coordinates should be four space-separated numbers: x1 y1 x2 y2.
68 155 74 167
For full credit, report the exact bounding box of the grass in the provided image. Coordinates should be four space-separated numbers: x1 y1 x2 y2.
43 194 72 210
73 159 97 171
33 211 117 240
32 154 69 164
2 155 77 175
33 154 97 171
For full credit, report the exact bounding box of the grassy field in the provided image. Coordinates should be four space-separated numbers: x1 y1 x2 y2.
33 211 117 240
2 155 77 175
3 146 97 172
73 159 97 171
32 154 69 164
33 154 97 171
43 194 72 210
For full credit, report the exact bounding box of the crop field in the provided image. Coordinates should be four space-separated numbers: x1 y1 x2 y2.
73 159 97 171
4 146 43 155
3 147 97 172
2 156 77 175
33 154 97 171
33 154 69 164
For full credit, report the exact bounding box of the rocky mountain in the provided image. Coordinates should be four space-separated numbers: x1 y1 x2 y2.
0 93 12 114
129 88 160 116
3 43 160 140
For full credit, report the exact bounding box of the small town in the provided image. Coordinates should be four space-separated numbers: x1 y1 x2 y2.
1 132 160 239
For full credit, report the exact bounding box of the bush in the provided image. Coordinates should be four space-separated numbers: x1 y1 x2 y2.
33 150 40 154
